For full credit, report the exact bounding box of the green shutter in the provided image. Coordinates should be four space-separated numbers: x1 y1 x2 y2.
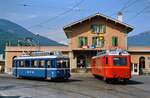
85 37 88 45
112 37 115 46
103 25 106 33
92 37 97 46
115 37 118 46
91 25 94 32
91 25 96 33
112 37 118 46
99 25 102 32
78 37 81 47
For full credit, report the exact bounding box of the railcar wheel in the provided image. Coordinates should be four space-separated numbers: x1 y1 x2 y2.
93 75 99 79
64 77 69 81
123 79 129 83
104 78 112 84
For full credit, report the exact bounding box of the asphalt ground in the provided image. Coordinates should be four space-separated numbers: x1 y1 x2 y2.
0 73 150 98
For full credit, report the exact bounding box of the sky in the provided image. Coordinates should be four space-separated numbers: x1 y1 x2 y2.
0 0 150 44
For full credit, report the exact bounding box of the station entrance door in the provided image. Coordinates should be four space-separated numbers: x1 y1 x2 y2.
132 63 139 75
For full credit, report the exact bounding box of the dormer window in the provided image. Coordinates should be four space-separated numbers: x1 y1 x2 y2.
91 24 106 33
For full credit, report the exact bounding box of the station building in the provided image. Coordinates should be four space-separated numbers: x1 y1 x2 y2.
5 13 150 75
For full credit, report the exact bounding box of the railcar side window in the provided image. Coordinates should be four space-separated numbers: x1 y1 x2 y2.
62 59 70 68
56 59 70 68
41 60 45 68
47 60 51 68
31 60 37 67
57 60 62 68
20 60 25 67
38 60 45 68
31 60 34 67
113 57 127 66
25 60 30 67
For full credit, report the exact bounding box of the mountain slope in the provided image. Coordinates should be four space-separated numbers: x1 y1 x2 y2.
0 19 64 54
128 30 150 46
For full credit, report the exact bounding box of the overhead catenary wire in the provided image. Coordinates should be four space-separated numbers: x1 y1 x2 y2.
27 0 85 30
110 0 138 17
129 3 150 21
119 0 138 12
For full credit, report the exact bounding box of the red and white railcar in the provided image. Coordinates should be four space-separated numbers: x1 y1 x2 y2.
91 49 131 82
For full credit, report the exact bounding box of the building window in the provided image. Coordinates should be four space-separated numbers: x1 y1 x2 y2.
92 36 104 48
78 37 88 48
112 36 118 46
92 37 97 47
91 24 106 33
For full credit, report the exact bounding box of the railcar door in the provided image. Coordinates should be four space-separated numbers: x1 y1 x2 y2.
46 59 56 79
103 56 107 77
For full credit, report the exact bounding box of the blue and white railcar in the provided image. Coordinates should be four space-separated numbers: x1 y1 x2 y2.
13 55 70 80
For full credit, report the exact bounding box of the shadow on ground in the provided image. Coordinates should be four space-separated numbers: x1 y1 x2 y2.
0 96 20 98
16 77 82 83
109 80 144 85
93 76 144 85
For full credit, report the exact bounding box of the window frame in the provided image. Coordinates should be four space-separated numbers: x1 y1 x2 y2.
113 57 127 66
78 36 88 47
91 24 106 33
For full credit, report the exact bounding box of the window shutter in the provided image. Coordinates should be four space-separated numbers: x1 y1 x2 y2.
91 25 94 32
92 37 97 46
85 37 88 45
112 37 118 46
115 37 118 46
112 37 115 46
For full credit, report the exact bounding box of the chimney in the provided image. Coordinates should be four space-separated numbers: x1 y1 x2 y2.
117 12 123 22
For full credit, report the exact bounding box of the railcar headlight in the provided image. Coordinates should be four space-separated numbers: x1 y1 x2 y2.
52 72 54 75
60 60 63 63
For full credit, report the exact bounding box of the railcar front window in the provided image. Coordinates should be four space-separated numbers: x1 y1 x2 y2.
57 59 69 68
113 57 127 66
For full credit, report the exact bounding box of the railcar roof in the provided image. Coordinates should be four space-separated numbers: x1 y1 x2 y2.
92 50 130 59
14 55 69 60
92 53 130 59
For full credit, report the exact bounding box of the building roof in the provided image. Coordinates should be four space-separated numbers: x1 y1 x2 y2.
5 46 69 52
128 46 150 52
63 13 134 32
14 55 69 60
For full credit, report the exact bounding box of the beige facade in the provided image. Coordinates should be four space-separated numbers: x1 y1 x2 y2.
65 18 129 50
128 47 150 74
